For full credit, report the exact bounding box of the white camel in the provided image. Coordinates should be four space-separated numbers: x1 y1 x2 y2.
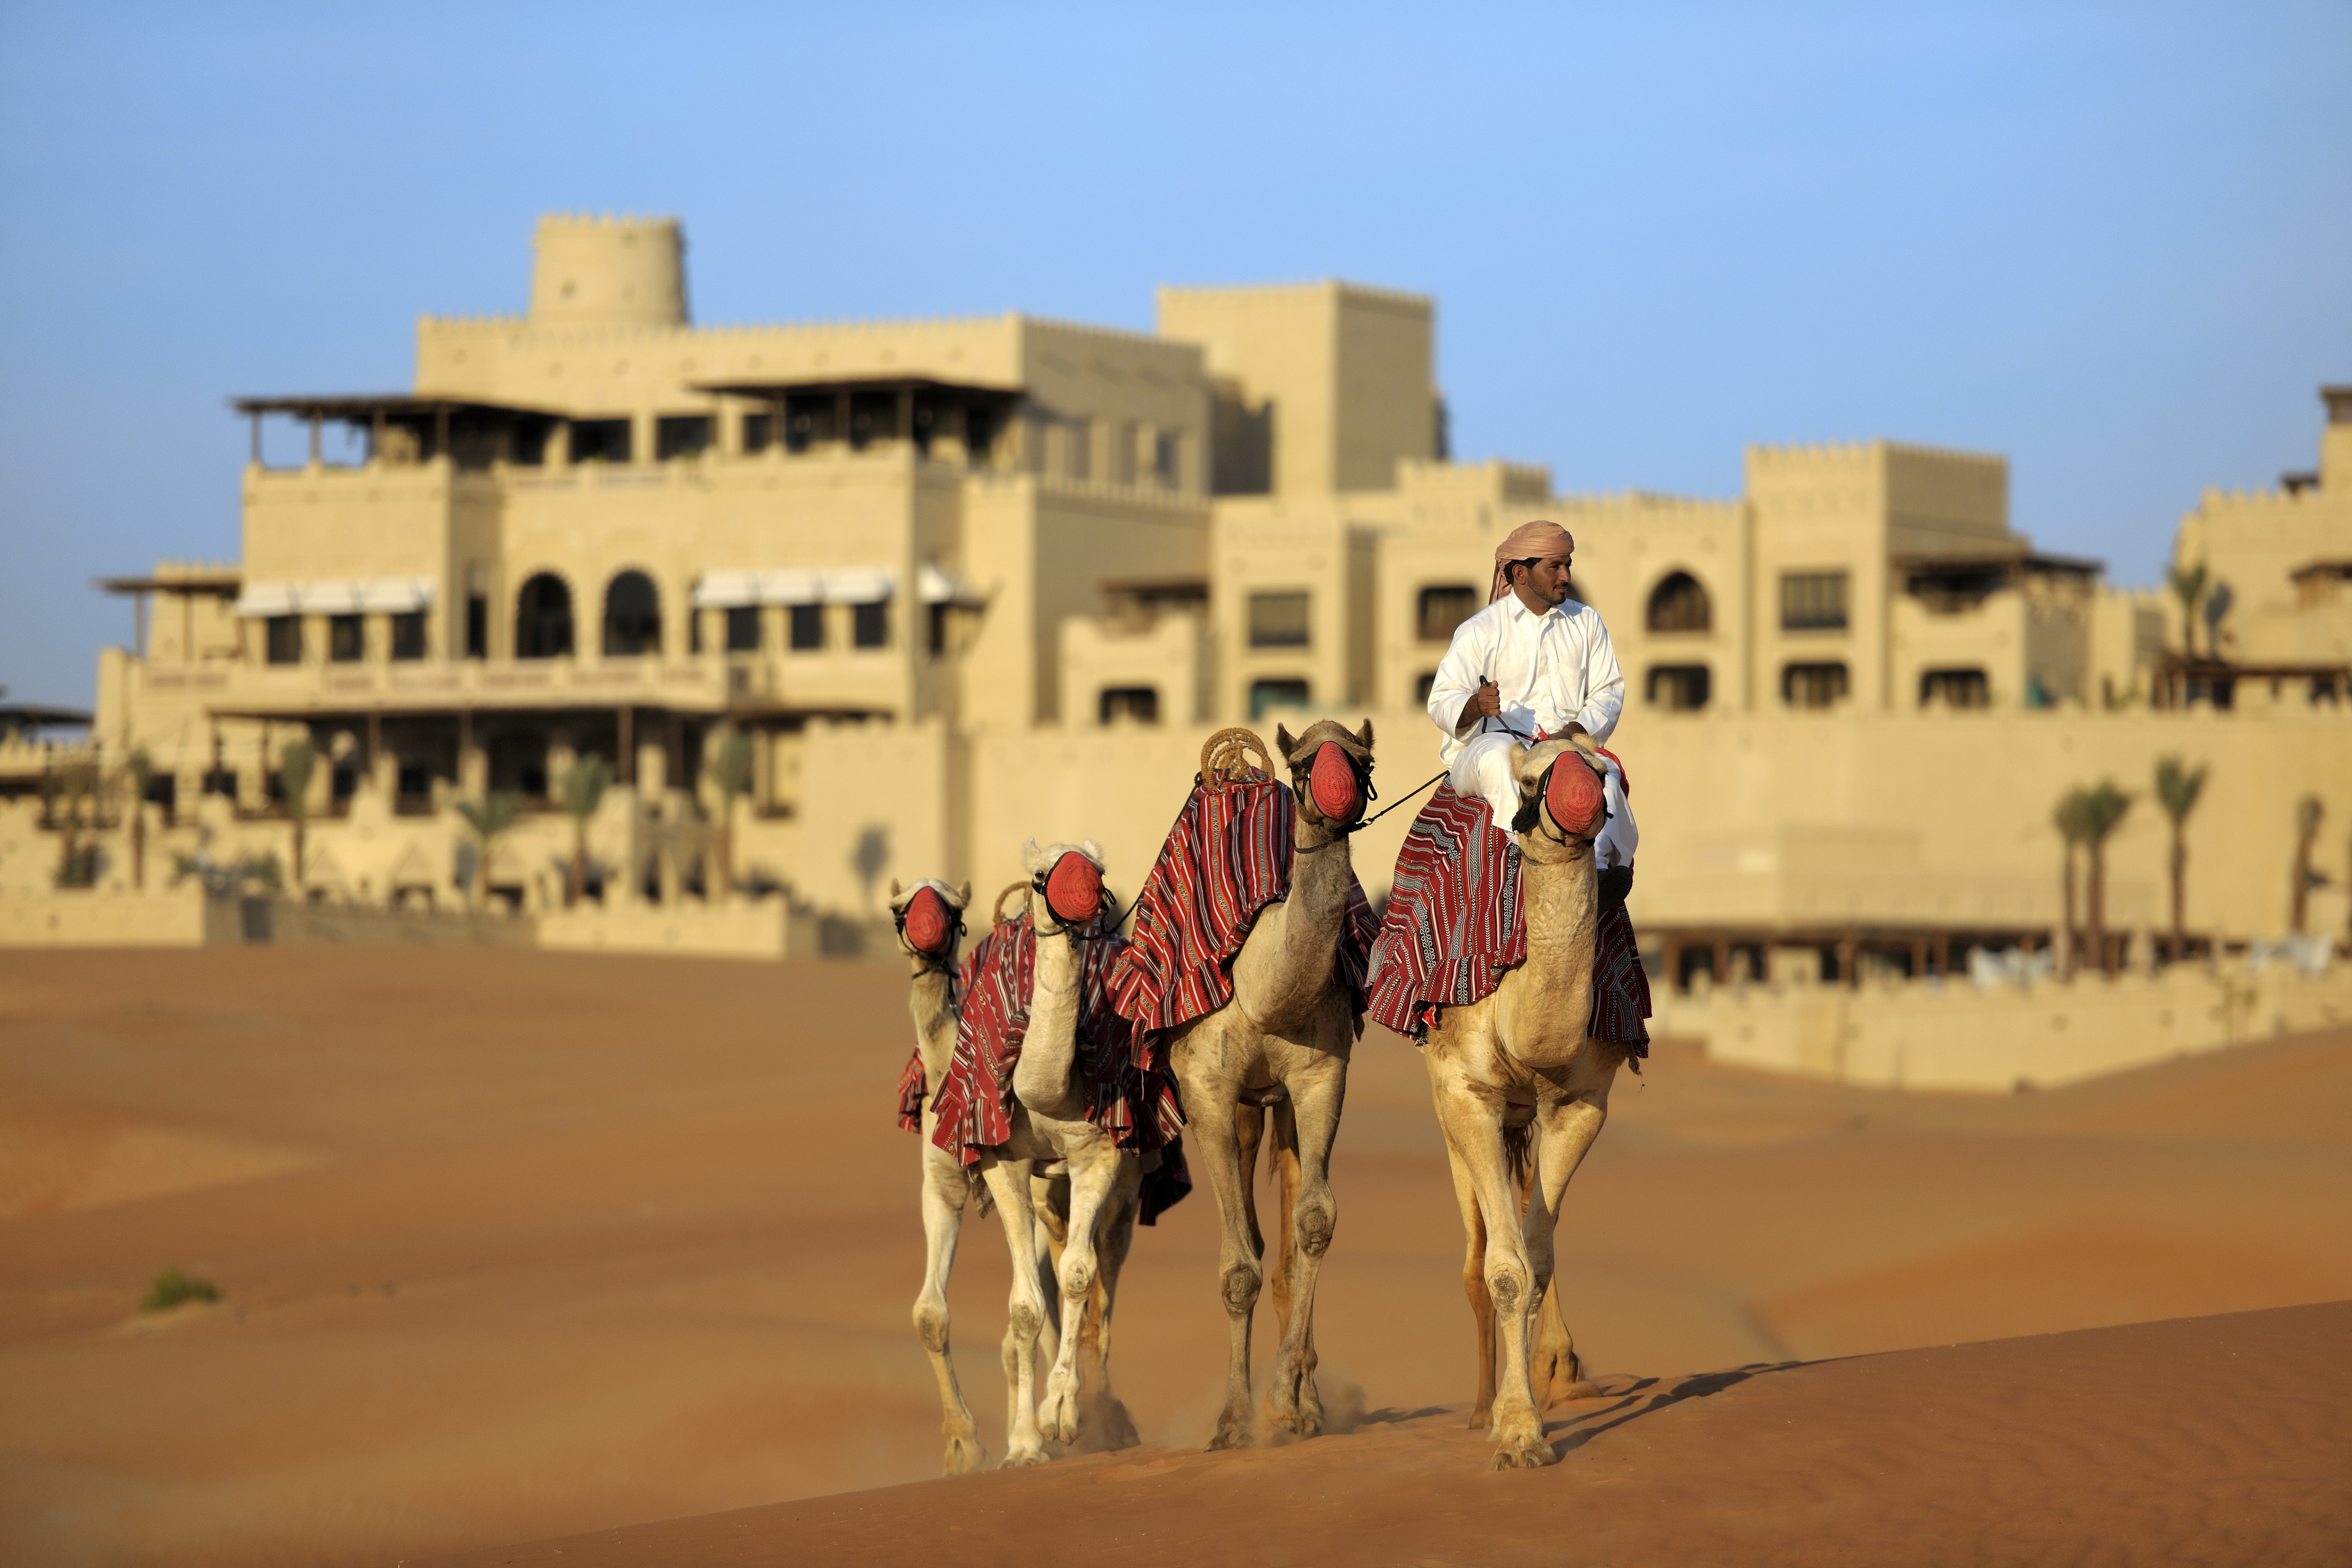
1418 733 1628 1469
1162 719 1375 1448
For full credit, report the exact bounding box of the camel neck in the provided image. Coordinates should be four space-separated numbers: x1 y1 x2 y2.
909 963 958 1088
1011 922 1085 1119
1516 846 1598 1035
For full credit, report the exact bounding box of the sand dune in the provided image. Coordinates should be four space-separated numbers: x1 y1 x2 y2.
415 1302 2352 1568
1 948 2348 1566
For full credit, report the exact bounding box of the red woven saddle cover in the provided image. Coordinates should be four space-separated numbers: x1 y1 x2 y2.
1365 782 1650 1050
926 917 1185 1170
1108 780 1379 1037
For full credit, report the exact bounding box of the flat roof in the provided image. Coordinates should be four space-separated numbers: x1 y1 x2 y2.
0 703 92 727
690 375 1023 400
230 394 566 422
97 570 241 596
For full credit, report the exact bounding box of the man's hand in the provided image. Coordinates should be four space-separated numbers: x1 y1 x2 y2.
1457 680 1502 730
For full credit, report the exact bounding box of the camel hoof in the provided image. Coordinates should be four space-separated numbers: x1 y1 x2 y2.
1206 1418 1255 1451
942 1435 989 1475
1488 1434 1559 1471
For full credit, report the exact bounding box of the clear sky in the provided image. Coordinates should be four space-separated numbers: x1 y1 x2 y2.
2 2 2346 708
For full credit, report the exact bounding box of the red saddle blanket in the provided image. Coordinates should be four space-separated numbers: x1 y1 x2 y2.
1108 780 1380 1035
925 916 1188 1207
1365 782 1651 1051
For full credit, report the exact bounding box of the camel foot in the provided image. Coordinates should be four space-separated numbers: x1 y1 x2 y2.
1467 1402 1493 1431
1487 1418 1558 1471
941 1433 989 1475
1206 1410 1256 1450
1265 1373 1323 1439
998 1440 1052 1469
1037 1376 1082 1446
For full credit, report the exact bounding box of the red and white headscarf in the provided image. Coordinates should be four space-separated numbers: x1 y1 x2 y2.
1489 520 1576 603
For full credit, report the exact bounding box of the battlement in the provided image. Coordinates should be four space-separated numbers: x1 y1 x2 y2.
529 213 687 329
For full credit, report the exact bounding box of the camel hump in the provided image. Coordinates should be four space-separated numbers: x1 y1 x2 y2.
1200 727 1274 788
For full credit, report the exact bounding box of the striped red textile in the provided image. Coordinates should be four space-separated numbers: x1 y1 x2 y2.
1109 780 1380 1036
895 1049 927 1133
1366 782 1650 1053
927 916 1188 1182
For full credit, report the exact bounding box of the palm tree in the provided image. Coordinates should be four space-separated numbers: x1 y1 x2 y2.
2078 780 2133 977
2053 789 2092 979
2152 755 2208 961
2291 796 2325 935
555 753 614 905
277 738 316 888
454 791 523 909
2166 561 2207 659
704 724 754 898
122 748 155 889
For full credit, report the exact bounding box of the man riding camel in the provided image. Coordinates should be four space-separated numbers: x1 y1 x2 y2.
1424 519 1637 883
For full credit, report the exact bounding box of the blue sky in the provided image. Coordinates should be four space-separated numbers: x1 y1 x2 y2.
2 2 2346 707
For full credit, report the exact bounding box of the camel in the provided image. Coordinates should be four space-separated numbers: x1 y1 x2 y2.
1162 718 1375 1449
1417 733 1625 1470
893 870 1152 1470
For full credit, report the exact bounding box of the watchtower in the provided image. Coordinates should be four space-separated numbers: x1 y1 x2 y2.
527 213 688 328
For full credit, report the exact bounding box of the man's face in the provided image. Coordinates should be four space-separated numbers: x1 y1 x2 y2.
1516 556 1574 607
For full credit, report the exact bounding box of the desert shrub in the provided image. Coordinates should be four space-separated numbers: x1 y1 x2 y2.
140 1266 221 1312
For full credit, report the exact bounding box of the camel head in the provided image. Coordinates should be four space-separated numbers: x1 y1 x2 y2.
1275 717 1376 832
1020 838 1113 933
1508 735 1608 864
889 876 972 962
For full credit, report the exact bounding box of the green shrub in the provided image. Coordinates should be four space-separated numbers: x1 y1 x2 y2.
140 1266 221 1313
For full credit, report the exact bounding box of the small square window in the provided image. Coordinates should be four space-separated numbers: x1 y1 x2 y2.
741 412 773 454
328 614 364 663
853 601 889 649
1249 678 1311 720
1647 664 1712 711
1780 572 1850 632
390 612 426 660
465 595 488 658
568 418 632 464
1099 686 1159 724
1248 591 1310 648
789 603 825 651
655 415 711 461
1782 661 1850 708
265 615 303 665
1152 431 1180 487
1417 585 1478 643
725 605 761 652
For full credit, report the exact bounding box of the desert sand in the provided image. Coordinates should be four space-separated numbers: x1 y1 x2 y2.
2 946 2349 1566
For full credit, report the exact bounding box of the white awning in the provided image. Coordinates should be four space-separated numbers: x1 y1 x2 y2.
234 578 433 617
917 564 984 605
760 568 826 605
820 567 895 605
692 570 763 609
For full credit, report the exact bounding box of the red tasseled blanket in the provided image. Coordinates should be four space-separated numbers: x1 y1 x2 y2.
925 917 1188 1218
1366 782 1650 1052
1109 780 1379 1037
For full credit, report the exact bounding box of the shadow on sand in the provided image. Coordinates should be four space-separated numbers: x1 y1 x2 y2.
1544 1361 1812 1457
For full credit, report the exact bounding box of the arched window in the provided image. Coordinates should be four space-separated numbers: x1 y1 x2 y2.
514 573 574 659
1647 571 1711 633
603 571 662 656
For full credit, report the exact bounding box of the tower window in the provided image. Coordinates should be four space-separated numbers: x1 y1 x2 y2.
725 605 761 652
852 601 890 649
1099 687 1160 724
265 615 303 665
788 603 825 650
1647 664 1711 711
1920 668 1990 708
1248 591 1310 648
328 614 364 662
1249 678 1311 720
1781 572 1850 632
1782 661 1850 708
1417 585 1479 643
390 612 427 661
1646 572 1712 633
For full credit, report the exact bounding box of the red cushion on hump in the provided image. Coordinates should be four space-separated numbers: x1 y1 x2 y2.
902 885 953 955
1546 758 1607 838
1044 853 1103 925
1309 742 1361 822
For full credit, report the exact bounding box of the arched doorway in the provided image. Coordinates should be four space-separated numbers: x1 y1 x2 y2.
603 571 662 656
1646 571 1711 633
514 573 574 659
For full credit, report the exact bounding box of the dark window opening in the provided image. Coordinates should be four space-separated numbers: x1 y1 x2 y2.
655 415 711 461
852 600 889 649
849 392 897 451
1646 571 1712 633
1099 686 1160 724
602 571 662 657
1415 671 1437 706
515 573 575 659
390 612 426 661
144 773 177 814
1906 563 2008 613
1248 591 1310 648
1783 661 1850 708
1152 431 1180 487
1920 668 1990 708
328 614 364 663
741 412 773 454
568 418 632 464
332 766 360 800
1249 678 1311 720
203 768 238 801
510 423 549 466
396 763 432 800
965 407 999 462
928 603 950 659
1781 571 1850 632
1209 386 1273 496
1647 664 1712 711
465 594 488 659
1417 584 1479 643
725 605 761 652
788 603 825 650
265 615 303 665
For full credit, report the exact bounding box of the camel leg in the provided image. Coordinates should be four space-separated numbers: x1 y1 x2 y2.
1266 1060 1345 1440
1037 1141 1124 1446
1524 1080 1614 1408
1180 1077 1262 1450
1234 1102 1268 1266
913 1148 988 1474
1032 1173 1071 1372
1076 1160 1144 1450
1264 1099 1302 1345
980 1159 1051 1467
1430 1084 1553 1470
1432 1102 1499 1426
